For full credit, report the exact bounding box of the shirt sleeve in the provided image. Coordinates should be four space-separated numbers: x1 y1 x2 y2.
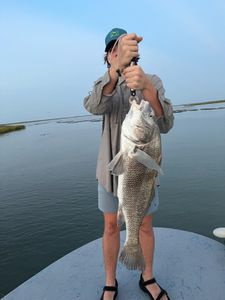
83 71 117 115
150 74 174 133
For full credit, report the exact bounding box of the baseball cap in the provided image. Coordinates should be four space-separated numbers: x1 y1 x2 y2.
105 28 127 52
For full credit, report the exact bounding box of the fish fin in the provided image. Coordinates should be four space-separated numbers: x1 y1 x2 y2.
117 204 125 226
131 148 164 175
119 244 145 271
107 152 124 175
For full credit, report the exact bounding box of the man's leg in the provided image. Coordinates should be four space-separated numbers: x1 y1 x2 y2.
102 212 120 300
139 215 168 300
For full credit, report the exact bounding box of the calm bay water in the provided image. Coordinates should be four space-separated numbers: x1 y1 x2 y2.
0 104 225 297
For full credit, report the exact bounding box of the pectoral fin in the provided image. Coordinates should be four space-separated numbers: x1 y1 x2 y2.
107 151 124 175
131 148 164 175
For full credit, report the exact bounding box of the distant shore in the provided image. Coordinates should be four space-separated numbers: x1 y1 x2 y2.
181 99 225 106
0 125 26 134
2 99 225 127
173 99 225 114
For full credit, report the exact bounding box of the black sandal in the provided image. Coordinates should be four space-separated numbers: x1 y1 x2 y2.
100 278 118 300
139 274 170 300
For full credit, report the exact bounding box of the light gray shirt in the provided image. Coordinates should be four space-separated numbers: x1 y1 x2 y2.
83 71 174 196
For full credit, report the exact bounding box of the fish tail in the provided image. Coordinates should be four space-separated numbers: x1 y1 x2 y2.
119 244 145 270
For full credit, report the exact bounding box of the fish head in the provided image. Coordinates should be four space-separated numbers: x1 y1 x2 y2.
123 99 156 143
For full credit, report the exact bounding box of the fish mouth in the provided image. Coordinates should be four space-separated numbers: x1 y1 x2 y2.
130 99 151 114
131 100 142 111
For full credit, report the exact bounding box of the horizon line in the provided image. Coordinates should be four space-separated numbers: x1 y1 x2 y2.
1 99 225 126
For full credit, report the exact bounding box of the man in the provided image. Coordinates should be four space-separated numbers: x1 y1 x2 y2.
84 28 173 300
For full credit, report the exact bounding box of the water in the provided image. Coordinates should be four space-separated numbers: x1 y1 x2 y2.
0 104 225 297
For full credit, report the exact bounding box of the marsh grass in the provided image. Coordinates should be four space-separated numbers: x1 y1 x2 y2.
0 125 25 134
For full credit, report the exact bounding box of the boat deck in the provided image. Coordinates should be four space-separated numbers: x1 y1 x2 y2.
2 228 225 300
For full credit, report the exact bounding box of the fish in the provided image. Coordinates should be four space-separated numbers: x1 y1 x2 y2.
108 97 163 270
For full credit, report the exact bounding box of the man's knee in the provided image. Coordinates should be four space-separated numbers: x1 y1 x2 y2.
104 221 120 235
140 215 153 234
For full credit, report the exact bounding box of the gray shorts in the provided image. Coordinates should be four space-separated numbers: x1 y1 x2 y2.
98 183 159 215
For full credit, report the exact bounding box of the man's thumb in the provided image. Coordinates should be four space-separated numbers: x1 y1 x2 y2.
137 36 143 43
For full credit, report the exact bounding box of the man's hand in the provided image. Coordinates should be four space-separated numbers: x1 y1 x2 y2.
123 65 164 117
117 33 143 71
122 65 149 90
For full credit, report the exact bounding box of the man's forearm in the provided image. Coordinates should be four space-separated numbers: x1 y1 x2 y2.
142 80 164 118
102 68 118 96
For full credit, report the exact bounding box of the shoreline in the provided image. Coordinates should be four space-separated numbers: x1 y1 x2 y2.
2 99 225 126
180 99 225 107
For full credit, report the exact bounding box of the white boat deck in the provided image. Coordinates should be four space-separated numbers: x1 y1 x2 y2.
2 228 225 300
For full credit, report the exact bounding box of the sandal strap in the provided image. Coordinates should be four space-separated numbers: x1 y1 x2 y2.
156 289 167 300
103 279 118 292
103 285 117 292
142 277 156 286
140 274 170 300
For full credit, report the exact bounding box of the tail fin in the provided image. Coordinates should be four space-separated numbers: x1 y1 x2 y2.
119 244 145 270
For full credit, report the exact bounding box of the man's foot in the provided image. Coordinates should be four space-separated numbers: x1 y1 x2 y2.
139 274 170 300
100 279 118 300
102 290 116 300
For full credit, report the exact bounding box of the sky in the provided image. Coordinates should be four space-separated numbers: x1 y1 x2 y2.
0 0 225 124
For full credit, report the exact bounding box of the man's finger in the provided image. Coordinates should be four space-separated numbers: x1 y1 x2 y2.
123 33 137 40
123 45 138 52
122 40 138 46
123 65 138 74
136 36 143 43
126 51 139 58
122 33 143 43
123 69 136 77
126 77 138 85
123 67 134 75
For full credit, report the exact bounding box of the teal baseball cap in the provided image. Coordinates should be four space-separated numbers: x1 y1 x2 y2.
105 28 127 52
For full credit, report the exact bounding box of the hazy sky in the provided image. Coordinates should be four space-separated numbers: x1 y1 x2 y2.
1 0 225 123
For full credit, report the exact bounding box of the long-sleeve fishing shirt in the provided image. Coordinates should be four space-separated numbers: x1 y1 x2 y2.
83 71 174 196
